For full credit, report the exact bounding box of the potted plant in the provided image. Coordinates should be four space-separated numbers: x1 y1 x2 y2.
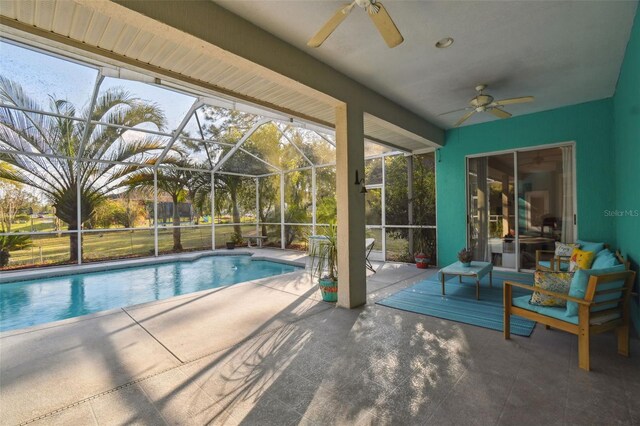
457 247 473 267
309 224 338 302
226 231 242 250
414 239 436 269
414 252 428 268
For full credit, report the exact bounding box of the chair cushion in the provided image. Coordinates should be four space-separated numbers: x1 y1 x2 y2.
512 295 578 325
530 271 572 307
555 242 579 257
513 294 541 312
538 261 570 272
591 250 620 269
538 260 552 269
566 264 626 316
569 248 595 271
576 240 605 254
538 306 578 325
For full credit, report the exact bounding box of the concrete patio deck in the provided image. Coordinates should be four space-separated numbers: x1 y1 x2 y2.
1 249 639 425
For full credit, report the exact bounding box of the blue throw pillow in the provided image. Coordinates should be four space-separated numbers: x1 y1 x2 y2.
566 264 625 316
591 251 619 269
595 248 612 258
576 239 605 254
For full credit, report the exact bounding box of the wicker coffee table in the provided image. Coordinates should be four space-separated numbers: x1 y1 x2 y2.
439 261 493 300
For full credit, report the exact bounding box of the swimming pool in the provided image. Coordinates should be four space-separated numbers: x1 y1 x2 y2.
0 255 300 332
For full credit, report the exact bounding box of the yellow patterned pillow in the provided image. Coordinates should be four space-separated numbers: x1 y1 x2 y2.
569 248 595 271
530 271 573 307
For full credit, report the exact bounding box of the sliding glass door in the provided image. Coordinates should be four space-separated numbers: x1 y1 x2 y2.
468 154 516 268
467 144 575 271
516 146 575 269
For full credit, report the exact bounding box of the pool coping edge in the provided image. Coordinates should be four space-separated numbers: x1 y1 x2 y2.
0 250 305 284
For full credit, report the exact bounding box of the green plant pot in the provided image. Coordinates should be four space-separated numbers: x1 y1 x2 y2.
318 278 338 302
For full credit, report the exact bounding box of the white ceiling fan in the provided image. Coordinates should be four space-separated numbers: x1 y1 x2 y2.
307 0 404 48
440 84 534 127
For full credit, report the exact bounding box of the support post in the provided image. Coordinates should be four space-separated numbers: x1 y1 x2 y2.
407 155 414 253
280 172 285 249
211 172 216 250
255 178 260 237
75 73 103 265
154 169 159 256
76 161 82 264
381 155 386 260
335 103 366 308
312 166 317 236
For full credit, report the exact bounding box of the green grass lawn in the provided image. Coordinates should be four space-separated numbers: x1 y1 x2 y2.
3 223 428 269
8 217 67 233
4 224 260 269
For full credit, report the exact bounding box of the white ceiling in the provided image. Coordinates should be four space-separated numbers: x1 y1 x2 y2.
216 0 638 129
1 0 442 150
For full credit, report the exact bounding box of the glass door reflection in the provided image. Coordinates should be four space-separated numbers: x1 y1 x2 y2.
468 153 516 269
517 147 574 270
468 145 575 271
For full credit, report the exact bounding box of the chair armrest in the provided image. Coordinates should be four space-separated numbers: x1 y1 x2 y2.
536 250 555 255
503 280 590 305
536 250 555 264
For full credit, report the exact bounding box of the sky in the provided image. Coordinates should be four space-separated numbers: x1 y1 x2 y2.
0 40 196 131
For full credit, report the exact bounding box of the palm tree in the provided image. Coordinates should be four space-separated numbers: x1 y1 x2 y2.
0 76 167 261
123 160 194 251
0 234 32 267
187 171 212 225
215 174 245 240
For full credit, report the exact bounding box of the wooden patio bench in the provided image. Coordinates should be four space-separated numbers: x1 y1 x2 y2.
504 267 636 371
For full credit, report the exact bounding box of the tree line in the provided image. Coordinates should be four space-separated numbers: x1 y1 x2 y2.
0 77 338 264
1 76 435 267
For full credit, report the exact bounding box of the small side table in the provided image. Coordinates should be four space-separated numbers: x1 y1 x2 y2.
243 235 268 248
438 261 493 300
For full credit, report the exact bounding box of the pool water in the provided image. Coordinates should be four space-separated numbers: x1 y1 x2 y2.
0 256 300 332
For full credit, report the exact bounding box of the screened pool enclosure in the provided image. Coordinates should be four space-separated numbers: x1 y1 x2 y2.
0 40 436 270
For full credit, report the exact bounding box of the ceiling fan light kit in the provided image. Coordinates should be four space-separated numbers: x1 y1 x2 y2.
308 0 404 48
435 37 454 48
439 84 535 127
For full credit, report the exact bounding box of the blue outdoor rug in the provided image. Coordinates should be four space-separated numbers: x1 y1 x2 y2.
376 271 537 336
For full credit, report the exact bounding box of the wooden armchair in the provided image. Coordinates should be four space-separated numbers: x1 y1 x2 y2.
536 244 613 272
504 268 636 371
535 249 571 271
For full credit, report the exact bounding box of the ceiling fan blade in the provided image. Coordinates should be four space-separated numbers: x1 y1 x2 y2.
308 2 355 48
454 110 476 127
438 106 472 116
368 2 404 48
489 108 512 119
491 96 534 107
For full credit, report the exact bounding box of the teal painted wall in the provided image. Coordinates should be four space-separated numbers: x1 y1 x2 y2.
436 6 639 334
613 8 640 334
438 99 615 266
